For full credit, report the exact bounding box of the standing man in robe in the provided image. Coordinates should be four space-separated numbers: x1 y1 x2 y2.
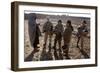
62 20 73 59
28 13 40 55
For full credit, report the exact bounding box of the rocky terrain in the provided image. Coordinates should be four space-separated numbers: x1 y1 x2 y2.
24 14 90 62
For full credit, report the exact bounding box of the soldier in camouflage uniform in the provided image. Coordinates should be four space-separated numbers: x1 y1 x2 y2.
62 20 73 59
43 18 53 51
76 20 88 49
53 20 64 59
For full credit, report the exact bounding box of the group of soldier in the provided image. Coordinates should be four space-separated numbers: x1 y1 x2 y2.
42 18 74 59
28 13 89 60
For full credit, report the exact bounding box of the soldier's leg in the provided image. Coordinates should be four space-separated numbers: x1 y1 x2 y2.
53 47 59 60
54 35 57 48
54 36 58 52
77 36 80 48
53 35 59 60
80 36 84 50
58 39 63 59
49 33 52 45
58 38 61 49
44 32 48 48
48 33 53 52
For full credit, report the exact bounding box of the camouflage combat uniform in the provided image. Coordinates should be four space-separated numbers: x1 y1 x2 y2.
76 21 88 49
54 20 64 49
53 20 64 59
43 19 53 50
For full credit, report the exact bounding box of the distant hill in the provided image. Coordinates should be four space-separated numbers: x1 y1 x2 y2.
24 13 90 20
24 13 90 26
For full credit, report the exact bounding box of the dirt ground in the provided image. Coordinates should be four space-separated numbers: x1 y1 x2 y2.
24 19 90 62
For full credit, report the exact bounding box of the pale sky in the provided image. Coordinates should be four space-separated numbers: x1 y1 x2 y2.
24 10 91 17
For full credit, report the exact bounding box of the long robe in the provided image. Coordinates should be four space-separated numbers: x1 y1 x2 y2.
28 13 37 47
63 26 73 47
